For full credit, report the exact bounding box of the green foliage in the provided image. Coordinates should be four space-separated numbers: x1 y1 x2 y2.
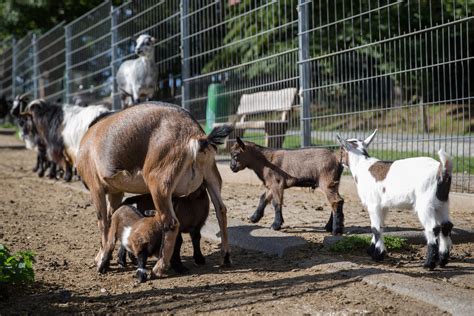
329 235 407 253
0 0 122 41
0 244 35 285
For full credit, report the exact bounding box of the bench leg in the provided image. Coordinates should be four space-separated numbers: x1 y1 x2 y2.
265 123 288 148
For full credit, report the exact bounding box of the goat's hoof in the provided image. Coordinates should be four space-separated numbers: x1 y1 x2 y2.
38 171 45 178
367 243 376 256
332 227 344 236
270 222 282 230
324 223 333 233
220 252 232 267
438 252 450 268
249 213 263 223
194 255 206 265
97 263 108 274
32 167 39 172
136 270 148 283
423 260 437 271
371 248 385 262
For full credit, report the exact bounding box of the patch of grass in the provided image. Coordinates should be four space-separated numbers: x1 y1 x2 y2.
0 244 35 285
329 235 407 253
0 122 15 129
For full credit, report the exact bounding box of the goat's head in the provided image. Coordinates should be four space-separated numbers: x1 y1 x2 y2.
135 34 156 57
11 93 30 118
21 99 47 118
336 130 377 167
230 137 254 172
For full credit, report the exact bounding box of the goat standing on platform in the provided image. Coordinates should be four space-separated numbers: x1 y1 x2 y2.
336 130 453 270
116 34 157 108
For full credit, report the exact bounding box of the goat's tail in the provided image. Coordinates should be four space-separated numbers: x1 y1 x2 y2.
436 149 452 201
200 125 234 150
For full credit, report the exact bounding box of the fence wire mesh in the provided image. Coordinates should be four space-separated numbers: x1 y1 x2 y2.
0 0 472 193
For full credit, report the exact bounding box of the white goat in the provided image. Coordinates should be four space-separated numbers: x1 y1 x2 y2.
116 34 157 108
336 130 453 270
61 104 109 165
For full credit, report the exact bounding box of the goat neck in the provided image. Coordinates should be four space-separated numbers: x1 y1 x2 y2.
347 151 378 179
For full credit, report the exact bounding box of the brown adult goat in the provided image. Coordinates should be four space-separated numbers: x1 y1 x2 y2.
230 137 344 234
98 183 209 282
76 102 232 277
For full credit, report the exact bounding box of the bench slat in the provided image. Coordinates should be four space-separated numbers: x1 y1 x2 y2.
237 87 297 115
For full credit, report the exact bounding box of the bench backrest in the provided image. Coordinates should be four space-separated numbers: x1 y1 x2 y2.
237 87 297 116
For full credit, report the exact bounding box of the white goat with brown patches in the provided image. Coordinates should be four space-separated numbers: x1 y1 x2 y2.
337 130 453 270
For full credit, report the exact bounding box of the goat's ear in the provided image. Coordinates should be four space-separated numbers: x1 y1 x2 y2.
336 134 351 151
363 129 377 147
236 137 246 150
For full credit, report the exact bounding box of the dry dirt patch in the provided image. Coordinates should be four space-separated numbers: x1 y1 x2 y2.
0 147 472 314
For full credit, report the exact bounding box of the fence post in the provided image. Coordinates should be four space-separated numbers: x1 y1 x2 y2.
181 0 190 110
110 5 120 110
32 34 39 99
298 0 311 147
64 25 72 104
11 38 17 100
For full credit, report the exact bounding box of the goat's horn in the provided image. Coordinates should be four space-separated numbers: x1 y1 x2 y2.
19 92 31 100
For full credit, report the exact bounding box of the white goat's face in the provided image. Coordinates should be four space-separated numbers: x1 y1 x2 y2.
336 130 378 164
135 34 155 57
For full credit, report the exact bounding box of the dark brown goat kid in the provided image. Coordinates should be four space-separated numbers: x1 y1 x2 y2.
99 184 209 282
230 137 345 234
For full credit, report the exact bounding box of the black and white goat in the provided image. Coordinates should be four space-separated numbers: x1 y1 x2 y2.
337 130 453 270
21 99 109 181
116 34 157 108
11 94 51 177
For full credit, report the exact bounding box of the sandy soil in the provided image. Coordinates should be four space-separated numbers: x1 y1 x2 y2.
1 146 473 314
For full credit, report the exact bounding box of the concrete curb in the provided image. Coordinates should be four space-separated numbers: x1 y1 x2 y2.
0 128 16 135
201 216 307 257
363 273 474 315
323 227 474 248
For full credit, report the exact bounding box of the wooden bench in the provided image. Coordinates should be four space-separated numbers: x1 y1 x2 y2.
214 87 297 149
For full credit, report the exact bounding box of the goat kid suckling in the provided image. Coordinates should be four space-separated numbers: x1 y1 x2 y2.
336 130 453 270
230 137 345 234
116 34 157 108
98 184 210 282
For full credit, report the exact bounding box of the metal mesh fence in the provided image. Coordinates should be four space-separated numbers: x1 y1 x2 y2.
14 33 36 98
183 0 301 150
66 0 112 106
0 41 13 101
111 0 182 109
0 0 472 192
299 0 473 193
36 22 66 103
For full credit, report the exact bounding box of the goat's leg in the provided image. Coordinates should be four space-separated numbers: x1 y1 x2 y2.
90 188 108 266
367 205 386 261
205 164 231 266
48 161 57 179
249 190 272 223
439 220 453 267
118 245 127 268
269 185 284 231
321 185 344 235
190 229 205 265
136 251 149 283
63 161 73 182
147 177 180 278
170 234 188 274
98 220 119 274
417 203 441 270
32 153 40 172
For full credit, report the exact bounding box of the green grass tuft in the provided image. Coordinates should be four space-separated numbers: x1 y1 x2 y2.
329 235 407 253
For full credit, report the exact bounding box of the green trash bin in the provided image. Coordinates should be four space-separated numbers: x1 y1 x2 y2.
205 83 228 133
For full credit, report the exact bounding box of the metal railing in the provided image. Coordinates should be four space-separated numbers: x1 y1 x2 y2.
0 0 472 193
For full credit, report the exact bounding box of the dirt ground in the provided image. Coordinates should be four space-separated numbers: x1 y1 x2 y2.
1 144 473 314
